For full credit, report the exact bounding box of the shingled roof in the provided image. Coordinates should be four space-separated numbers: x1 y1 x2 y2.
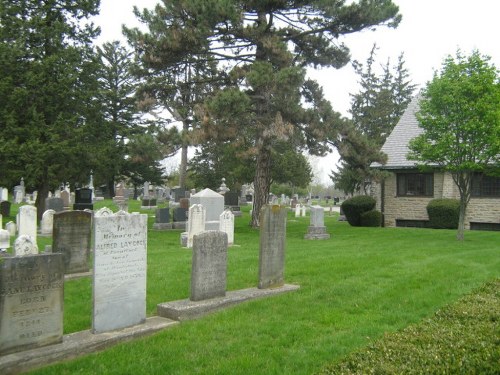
371 94 423 169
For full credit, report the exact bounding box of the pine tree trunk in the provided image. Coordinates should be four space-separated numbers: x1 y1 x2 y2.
108 178 115 198
251 146 272 228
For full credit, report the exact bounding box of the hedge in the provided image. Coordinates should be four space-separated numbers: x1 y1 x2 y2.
427 198 460 229
341 195 376 226
360 210 382 227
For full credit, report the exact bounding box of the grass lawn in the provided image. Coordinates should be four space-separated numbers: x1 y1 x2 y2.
3 200 499 374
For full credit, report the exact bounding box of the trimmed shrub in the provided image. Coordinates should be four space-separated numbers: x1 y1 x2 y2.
360 210 382 227
341 195 376 226
427 198 460 229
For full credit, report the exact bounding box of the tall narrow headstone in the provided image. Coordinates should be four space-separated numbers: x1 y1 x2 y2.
60 190 70 210
190 231 228 301
0 229 10 251
187 204 206 248
14 235 38 256
17 205 37 242
301 204 307 217
5 221 16 237
304 205 330 240
52 211 92 274
258 205 287 289
1 187 8 201
40 209 56 236
92 211 148 333
219 210 234 246
0 253 64 355
294 203 301 217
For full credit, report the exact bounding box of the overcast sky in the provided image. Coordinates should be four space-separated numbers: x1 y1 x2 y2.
93 0 500 185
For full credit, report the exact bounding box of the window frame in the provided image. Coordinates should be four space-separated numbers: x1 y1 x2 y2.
396 172 434 197
471 173 500 197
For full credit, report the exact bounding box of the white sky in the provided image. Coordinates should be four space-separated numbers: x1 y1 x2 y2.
93 0 500 185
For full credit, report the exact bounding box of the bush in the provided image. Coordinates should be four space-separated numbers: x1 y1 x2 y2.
360 210 382 227
426 198 460 229
341 195 376 226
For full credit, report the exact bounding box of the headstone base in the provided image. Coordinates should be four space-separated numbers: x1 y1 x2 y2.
157 284 300 321
304 226 330 240
172 222 186 230
152 223 173 230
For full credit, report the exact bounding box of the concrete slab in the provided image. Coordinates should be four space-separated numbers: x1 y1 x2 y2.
158 284 300 321
0 317 178 375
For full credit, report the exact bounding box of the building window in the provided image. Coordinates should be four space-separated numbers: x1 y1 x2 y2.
397 173 434 197
471 174 500 197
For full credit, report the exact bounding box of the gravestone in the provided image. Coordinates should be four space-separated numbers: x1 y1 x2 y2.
294 204 301 218
190 188 224 230
190 231 228 301
187 204 206 248
301 204 307 217
259 205 287 289
143 181 150 198
5 221 16 237
73 188 93 211
112 183 127 211
224 191 239 207
172 207 187 229
304 205 330 240
153 208 172 230
173 188 186 202
52 211 92 274
45 197 64 212
1 187 8 201
40 209 56 236
0 253 64 355
219 209 234 246
141 198 157 209
60 190 70 210
17 205 37 242
0 200 11 217
92 211 148 333
14 235 38 256
179 198 190 210
0 229 10 251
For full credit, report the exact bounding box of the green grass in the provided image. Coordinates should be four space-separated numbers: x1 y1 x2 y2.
3 200 499 374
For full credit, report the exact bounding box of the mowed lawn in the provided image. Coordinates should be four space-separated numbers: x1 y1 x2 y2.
17 201 499 374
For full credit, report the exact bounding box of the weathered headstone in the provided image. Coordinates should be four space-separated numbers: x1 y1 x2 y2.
94 207 114 217
1 187 8 201
45 197 64 212
0 200 11 217
14 235 38 256
52 211 92 274
187 204 206 248
92 211 148 333
153 208 172 230
304 205 330 240
0 229 10 250
179 197 190 210
5 221 16 237
0 253 64 355
190 231 228 301
173 207 187 222
301 204 307 217
190 188 224 230
294 203 301 218
60 190 70 210
219 210 234 246
17 205 37 242
40 209 56 236
73 188 93 211
259 205 287 289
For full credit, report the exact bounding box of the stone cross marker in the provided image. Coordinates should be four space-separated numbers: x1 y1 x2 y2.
14 234 38 256
17 205 37 242
258 205 287 289
52 211 92 274
304 205 330 240
190 231 228 301
187 204 206 248
0 253 64 355
219 209 234 246
92 211 148 333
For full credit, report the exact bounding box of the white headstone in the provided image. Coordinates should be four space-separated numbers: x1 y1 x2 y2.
41 209 56 235
17 205 37 242
1 187 8 201
0 214 2 229
14 235 38 256
190 188 224 230
301 204 307 217
5 221 16 237
295 204 301 217
92 211 148 333
219 210 234 246
187 204 206 248
0 229 9 250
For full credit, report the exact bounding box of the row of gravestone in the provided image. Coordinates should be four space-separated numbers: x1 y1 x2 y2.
0 205 289 357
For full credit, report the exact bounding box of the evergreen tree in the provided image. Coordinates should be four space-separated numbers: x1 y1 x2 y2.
0 0 100 219
126 0 401 226
332 44 415 194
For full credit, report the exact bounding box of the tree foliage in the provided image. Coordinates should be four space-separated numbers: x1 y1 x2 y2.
0 0 100 218
126 0 401 226
332 44 415 194
408 50 500 240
